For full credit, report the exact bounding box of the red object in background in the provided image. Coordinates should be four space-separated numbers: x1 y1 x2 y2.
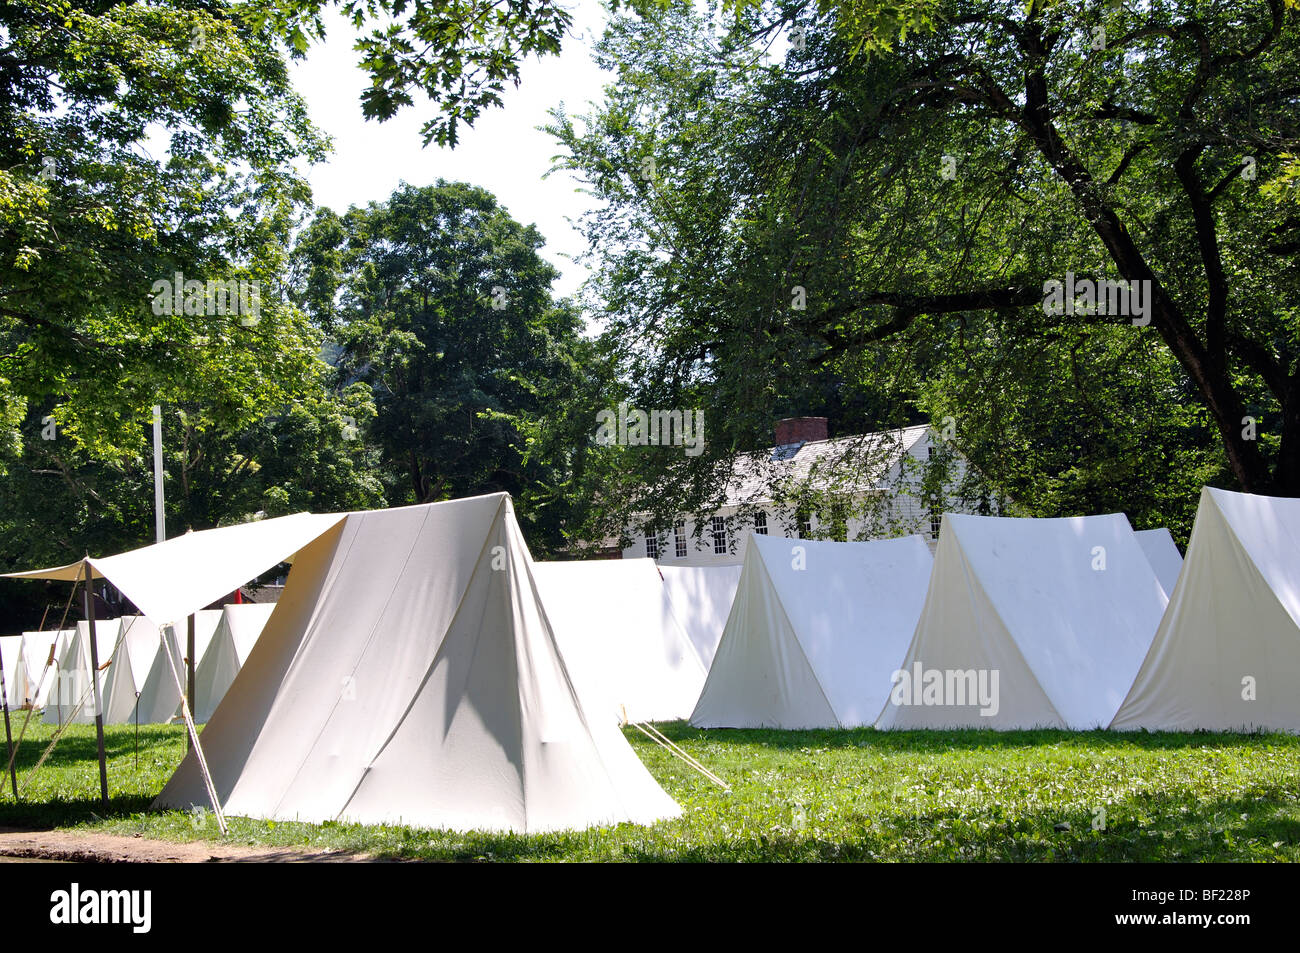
235 588 242 604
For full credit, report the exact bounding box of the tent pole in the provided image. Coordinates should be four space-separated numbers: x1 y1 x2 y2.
186 614 195 753
81 562 109 808
0 640 16 799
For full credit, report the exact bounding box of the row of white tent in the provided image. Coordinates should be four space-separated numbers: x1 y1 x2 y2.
515 520 1193 733
3 485 1291 836
686 487 1300 733
1 629 63 709
0 604 274 726
497 487 1292 737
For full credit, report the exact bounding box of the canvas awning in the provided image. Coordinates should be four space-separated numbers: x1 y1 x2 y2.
3 512 346 624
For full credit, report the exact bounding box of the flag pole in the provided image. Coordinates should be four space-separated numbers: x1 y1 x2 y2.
152 404 165 543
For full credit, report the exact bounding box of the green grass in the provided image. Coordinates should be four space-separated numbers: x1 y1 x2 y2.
0 718 1298 861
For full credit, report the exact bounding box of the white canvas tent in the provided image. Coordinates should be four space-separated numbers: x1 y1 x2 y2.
1 635 23 707
876 513 1167 731
5 512 358 821
15 630 69 707
98 615 161 724
43 619 122 725
192 604 276 723
99 610 224 725
691 533 933 730
137 609 222 725
155 493 680 833
1113 487 1300 732
532 559 707 723
1135 527 1183 597
660 564 743 668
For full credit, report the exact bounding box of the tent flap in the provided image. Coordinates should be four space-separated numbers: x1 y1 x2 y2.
4 513 346 625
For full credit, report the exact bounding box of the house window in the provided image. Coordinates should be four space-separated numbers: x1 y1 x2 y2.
711 516 727 555
929 501 942 540
754 511 768 535
674 521 687 558
797 510 811 539
646 531 661 559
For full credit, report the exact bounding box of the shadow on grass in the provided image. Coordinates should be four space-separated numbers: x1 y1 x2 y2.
217 850 383 864
0 795 156 830
3 727 182 769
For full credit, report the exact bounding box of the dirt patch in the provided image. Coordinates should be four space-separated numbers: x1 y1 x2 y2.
0 828 380 863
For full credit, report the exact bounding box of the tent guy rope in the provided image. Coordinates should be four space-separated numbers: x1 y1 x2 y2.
7 579 82 792
158 622 228 835
627 718 729 791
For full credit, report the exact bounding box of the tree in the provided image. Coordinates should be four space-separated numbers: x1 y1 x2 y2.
545 3 965 543
0 373 386 628
0 0 380 623
263 0 574 146
1 0 332 465
258 0 944 146
550 0 1300 520
291 181 594 550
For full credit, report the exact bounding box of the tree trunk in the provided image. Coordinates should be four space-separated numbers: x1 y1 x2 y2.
1274 394 1300 497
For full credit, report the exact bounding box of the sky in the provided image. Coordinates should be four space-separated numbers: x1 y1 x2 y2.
287 2 614 300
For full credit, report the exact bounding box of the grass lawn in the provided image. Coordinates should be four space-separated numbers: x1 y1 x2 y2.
0 717 1297 861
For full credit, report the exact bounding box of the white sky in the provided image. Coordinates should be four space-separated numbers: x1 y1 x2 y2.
288 1 613 300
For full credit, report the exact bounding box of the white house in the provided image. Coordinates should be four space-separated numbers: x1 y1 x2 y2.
621 417 996 566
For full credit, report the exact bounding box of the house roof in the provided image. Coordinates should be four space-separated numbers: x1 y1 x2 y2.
722 424 931 508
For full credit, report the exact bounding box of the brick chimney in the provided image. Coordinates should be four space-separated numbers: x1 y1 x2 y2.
775 416 829 446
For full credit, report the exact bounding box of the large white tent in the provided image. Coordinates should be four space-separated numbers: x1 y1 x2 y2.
660 564 743 668
1113 487 1300 732
43 619 122 725
155 493 680 833
192 603 276 723
1135 527 1183 597
533 558 707 723
690 533 933 730
876 513 1167 731
15 630 69 707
